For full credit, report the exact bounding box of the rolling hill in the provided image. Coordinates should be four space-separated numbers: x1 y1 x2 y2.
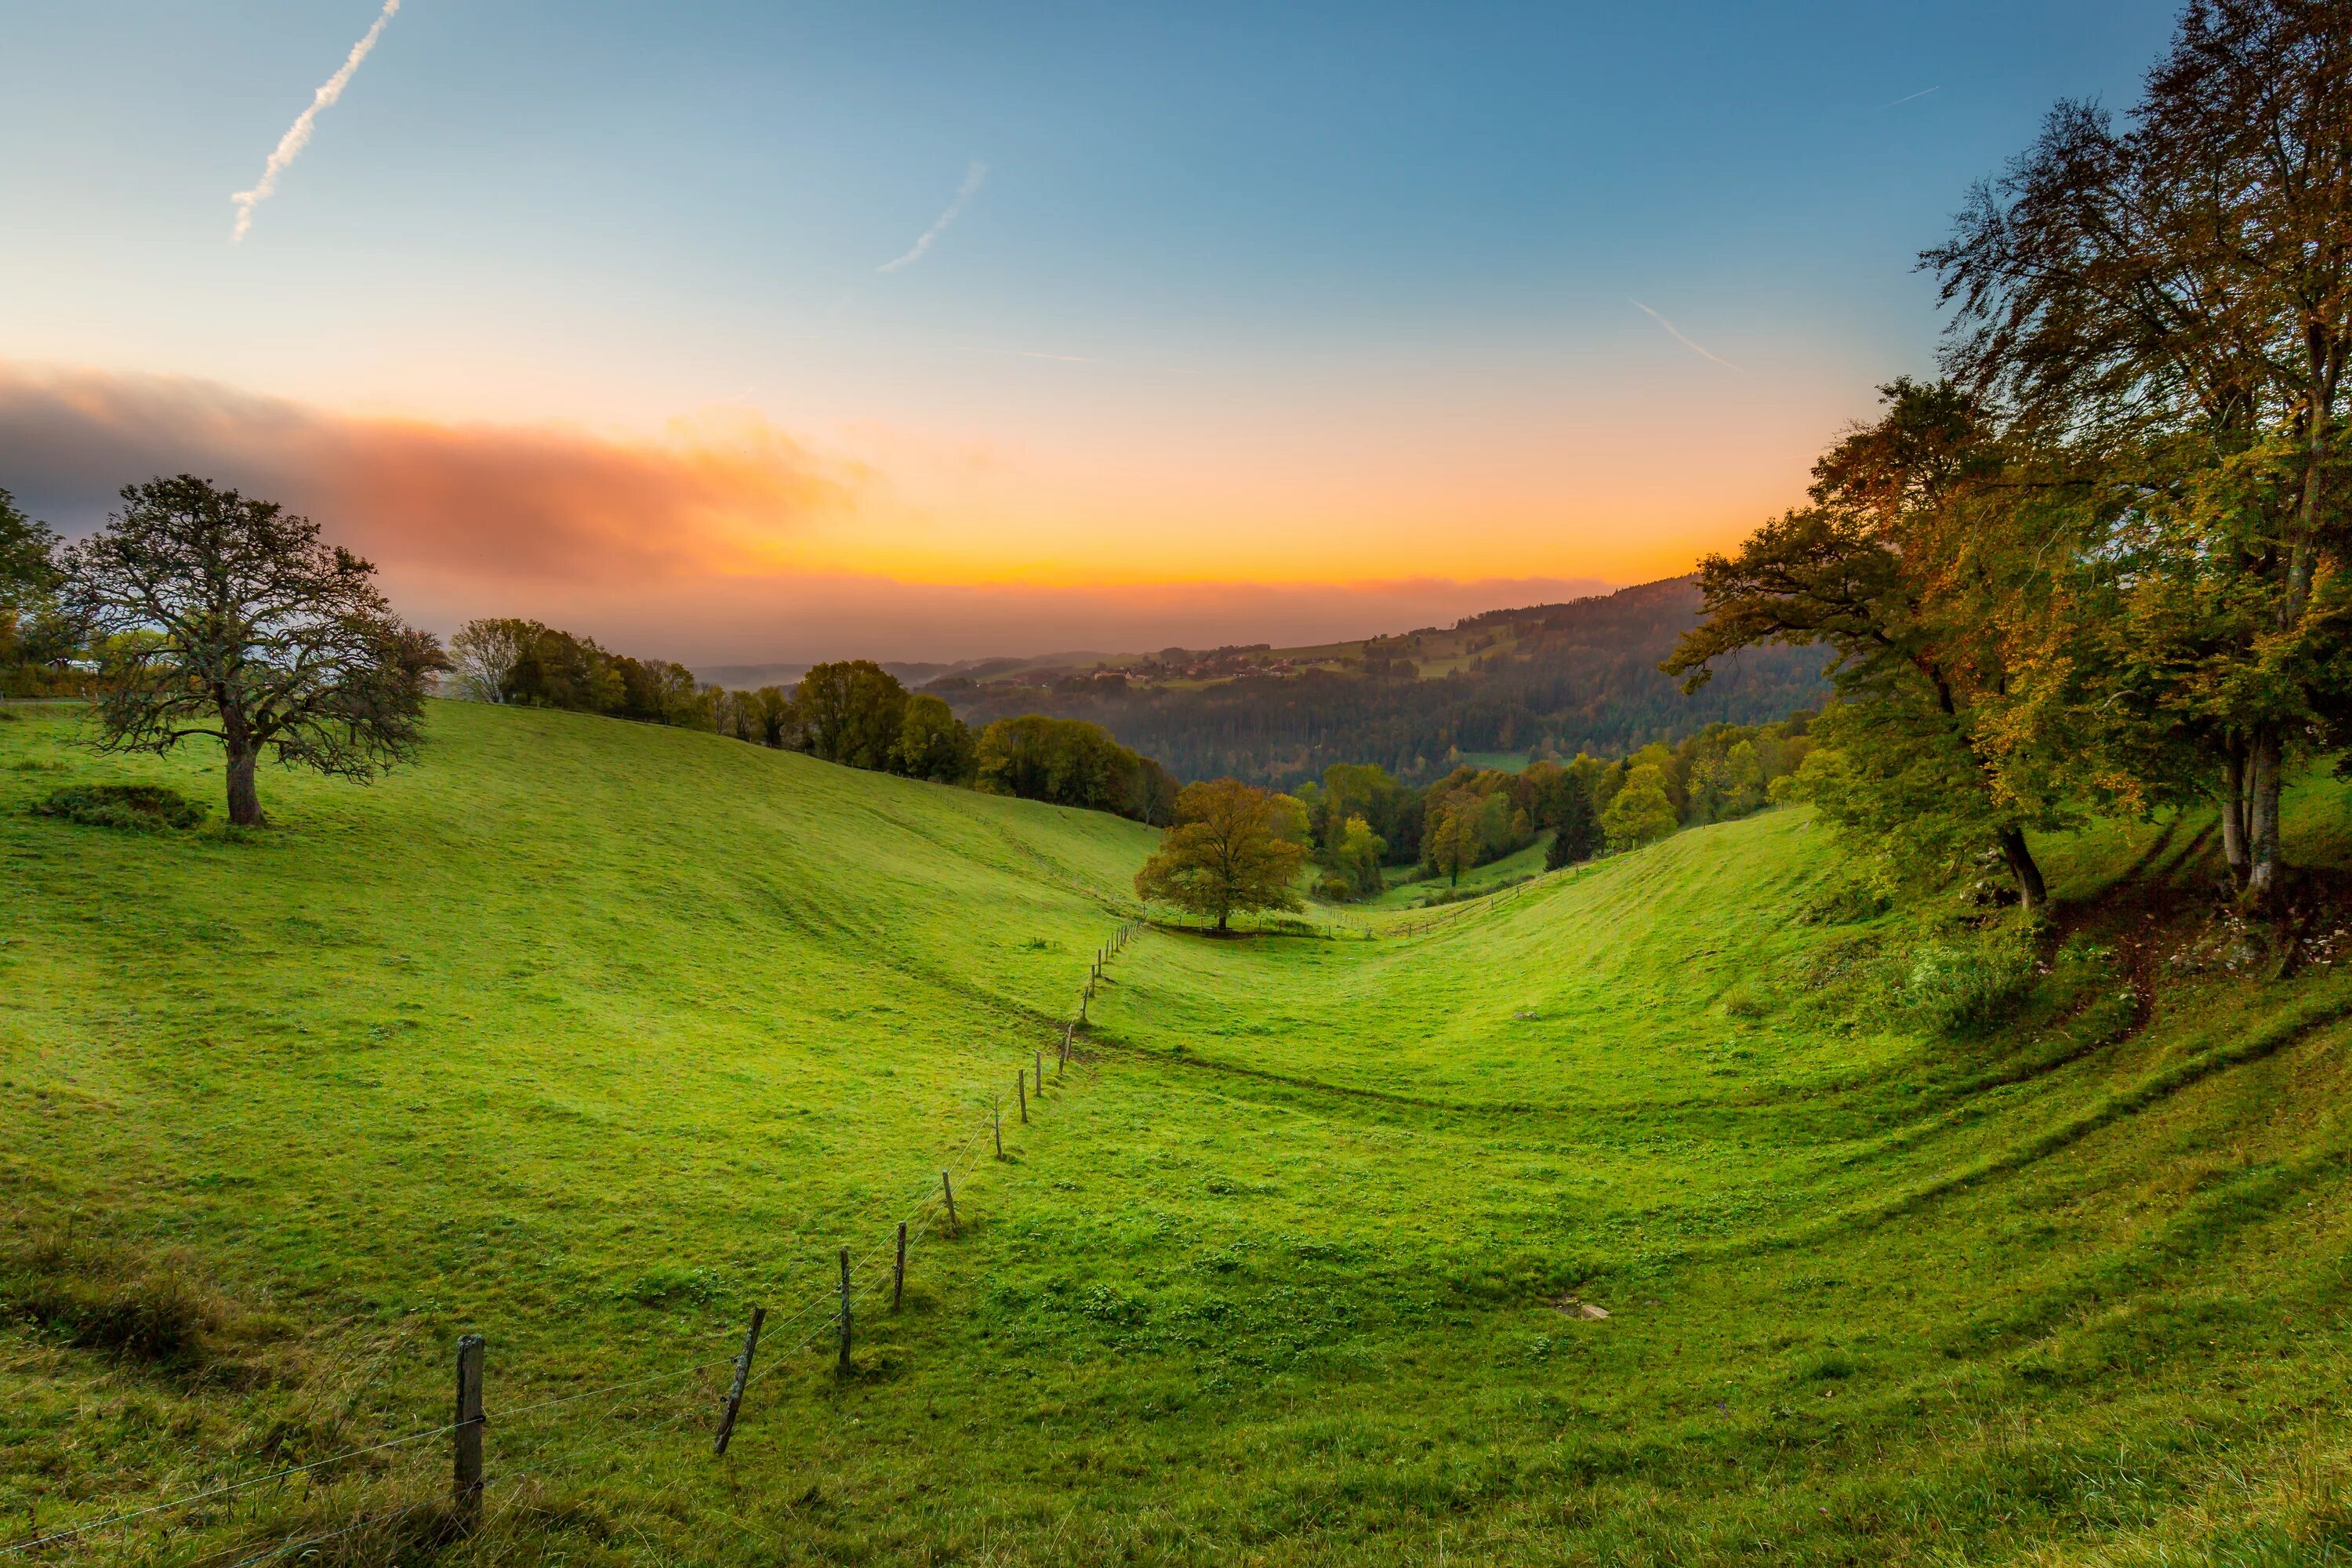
3 700 2350 1566
933 577 1828 785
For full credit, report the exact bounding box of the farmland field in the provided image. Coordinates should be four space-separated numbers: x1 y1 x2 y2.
4 700 2350 1566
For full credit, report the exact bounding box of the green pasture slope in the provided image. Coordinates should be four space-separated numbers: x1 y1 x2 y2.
4 699 2351 1566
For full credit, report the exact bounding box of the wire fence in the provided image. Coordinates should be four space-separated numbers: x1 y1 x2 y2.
2 918 1148 1565
1360 858 1571 938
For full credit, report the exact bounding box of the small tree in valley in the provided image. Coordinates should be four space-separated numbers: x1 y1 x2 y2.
1600 765 1678 851
1544 783 1602 868
64 475 442 826
1422 793 1486 886
1134 778 1306 931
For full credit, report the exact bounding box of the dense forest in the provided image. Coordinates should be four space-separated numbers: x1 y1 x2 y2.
931 578 1825 786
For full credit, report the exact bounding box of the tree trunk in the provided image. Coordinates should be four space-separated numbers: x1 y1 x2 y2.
2220 736 2251 891
2244 724 2282 908
1998 826 2045 915
225 739 263 827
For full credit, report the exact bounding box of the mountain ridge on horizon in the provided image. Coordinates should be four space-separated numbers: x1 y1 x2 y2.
691 576 1648 694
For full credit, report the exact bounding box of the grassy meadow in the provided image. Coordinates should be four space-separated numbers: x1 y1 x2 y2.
4 699 2351 1565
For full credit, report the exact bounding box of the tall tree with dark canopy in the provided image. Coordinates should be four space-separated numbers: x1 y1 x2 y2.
1664 379 2064 910
64 475 442 826
0 485 71 683
793 659 910 770
1926 0 2352 904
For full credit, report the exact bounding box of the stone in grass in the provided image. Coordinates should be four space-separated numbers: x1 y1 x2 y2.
1554 1294 1610 1320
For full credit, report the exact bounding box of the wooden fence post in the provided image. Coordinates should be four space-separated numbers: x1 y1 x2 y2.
892 1221 907 1312
1035 1050 1044 1096
453 1334 485 1518
1018 1068 1028 1124
837 1249 853 1376
994 1101 1004 1159
712 1305 764 1456
941 1171 957 1236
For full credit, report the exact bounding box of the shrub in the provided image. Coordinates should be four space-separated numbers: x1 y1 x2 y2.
1798 877 1891 926
1901 924 2038 1033
34 782 205 831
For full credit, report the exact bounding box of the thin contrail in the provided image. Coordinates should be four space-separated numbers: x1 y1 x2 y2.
1629 299 1744 375
230 0 402 242
880 159 989 273
1879 85 1940 109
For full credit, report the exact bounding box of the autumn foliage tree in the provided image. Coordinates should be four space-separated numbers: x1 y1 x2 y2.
64 476 442 826
1134 779 1306 931
1665 379 2069 909
1926 0 2351 905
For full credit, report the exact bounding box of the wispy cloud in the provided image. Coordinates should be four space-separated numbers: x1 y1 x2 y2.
230 0 402 242
1878 85 1940 109
1628 299 1744 375
879 159 989 273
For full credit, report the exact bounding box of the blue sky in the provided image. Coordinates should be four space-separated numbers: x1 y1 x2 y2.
0 1 2180 659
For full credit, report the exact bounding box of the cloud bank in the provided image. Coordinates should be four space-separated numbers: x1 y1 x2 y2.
0 361 1615 665
230 0 403 242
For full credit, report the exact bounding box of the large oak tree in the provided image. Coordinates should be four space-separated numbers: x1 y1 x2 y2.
65 475 441 826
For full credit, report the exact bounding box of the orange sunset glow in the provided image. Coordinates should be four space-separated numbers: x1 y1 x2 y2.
0 356 1840 657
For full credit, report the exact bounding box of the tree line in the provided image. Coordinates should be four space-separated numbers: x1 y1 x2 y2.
1671 0 2350 915
1284 713 1813 899
0 479 1179 829
448 619 1180 825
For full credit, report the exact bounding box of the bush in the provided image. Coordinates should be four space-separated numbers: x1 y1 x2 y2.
1901 924 2038 1033
34 782 205 830
1798 877 1893 926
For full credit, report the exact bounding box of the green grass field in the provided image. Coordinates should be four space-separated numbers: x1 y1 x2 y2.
4 700 2350 1566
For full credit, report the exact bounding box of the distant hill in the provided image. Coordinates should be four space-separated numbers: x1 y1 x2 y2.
693 652 1121 691
693 659 953 691
927 576 1828 785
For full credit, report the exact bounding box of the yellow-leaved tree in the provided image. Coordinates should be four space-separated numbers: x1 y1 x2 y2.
1134 779 1306 931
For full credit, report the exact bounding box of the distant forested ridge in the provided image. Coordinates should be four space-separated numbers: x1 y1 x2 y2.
932 578 1826 786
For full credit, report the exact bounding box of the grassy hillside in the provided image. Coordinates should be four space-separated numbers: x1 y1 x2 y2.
4 702 2350 1566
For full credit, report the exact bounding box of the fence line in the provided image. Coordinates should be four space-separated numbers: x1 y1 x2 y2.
1372 858 1572 938
3 918 1149 1564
